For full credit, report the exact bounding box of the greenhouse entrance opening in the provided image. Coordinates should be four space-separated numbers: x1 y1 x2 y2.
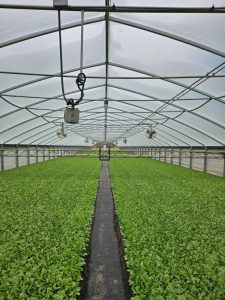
98 145 111 161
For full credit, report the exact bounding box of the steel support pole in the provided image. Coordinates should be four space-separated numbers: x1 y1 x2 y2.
16 146 19 168
171 147 173 164
36 146 38 163
179 147 181 166
27 145 30 165
43 146 45 161
223 154 225 177
49 146 51 160
159 147 161 161
190 147 193 169
164 147 166 162
204 146 207 173
1 146 4 171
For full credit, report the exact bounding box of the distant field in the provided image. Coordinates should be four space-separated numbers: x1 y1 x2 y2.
0 158 100 299
110 158 225 299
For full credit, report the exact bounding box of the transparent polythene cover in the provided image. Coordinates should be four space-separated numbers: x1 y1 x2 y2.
0 0 225 146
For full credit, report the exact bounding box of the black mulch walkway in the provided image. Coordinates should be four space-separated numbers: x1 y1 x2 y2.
86 161 125 300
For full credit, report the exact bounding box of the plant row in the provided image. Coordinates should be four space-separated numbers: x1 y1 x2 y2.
0 158 100 299
110 158 225 299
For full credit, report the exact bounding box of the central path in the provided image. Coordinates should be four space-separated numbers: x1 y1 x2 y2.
86 161 125 300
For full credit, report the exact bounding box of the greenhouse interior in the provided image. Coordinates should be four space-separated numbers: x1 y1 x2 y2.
0 0 225 299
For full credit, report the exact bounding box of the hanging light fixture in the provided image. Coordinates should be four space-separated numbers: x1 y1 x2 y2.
146 125 156 139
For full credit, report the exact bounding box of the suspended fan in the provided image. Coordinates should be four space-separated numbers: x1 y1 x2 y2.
146 125 156 139
123 138 127 144
84 137 89 143
56 123 67 138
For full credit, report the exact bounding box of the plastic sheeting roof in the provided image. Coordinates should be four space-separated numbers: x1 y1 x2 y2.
0 0 225 147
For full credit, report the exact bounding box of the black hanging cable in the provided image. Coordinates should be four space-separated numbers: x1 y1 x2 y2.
57 10 72 106
57 10 86 108
74 72 86 106
74 10 86 105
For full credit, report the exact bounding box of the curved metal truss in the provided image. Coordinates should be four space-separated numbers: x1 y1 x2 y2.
0 1 225 147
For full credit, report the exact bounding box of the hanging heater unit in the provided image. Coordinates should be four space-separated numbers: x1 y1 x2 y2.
53 0 68 7
64 107 80 124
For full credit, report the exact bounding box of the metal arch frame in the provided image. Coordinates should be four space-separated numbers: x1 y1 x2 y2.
0 83 106 120
30 124 84 146
3 121 54 145
109 16 225 59
0 84 106 135
109 88 223 146
0 16 105 48
0 7 225 146
18 123 60 145
108 81 225 133
100 108 202 146
107 84 224 145
0 62 105 94
73 108 147 140
139 132 167 147
153 127 190 147
105 113 183 145
109 62 225 108
107 63 225 129
159 123 204 146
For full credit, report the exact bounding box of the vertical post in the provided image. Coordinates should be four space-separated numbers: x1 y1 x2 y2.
190 147 193 169
223 153 225 177
204 146 207 173
49 146 51 160
53 147 56 159
43 146 45 161
16 146 19 168
164 147 166 162
27 145 30 165
99 147 101 160
1 145 4 171
159 147 161 161
151 147 152 158
179 147 181 166
36 146 38 163
171 147 173 164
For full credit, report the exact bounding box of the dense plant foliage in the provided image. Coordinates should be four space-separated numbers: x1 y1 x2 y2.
0 158 100 299
110 159 225 299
